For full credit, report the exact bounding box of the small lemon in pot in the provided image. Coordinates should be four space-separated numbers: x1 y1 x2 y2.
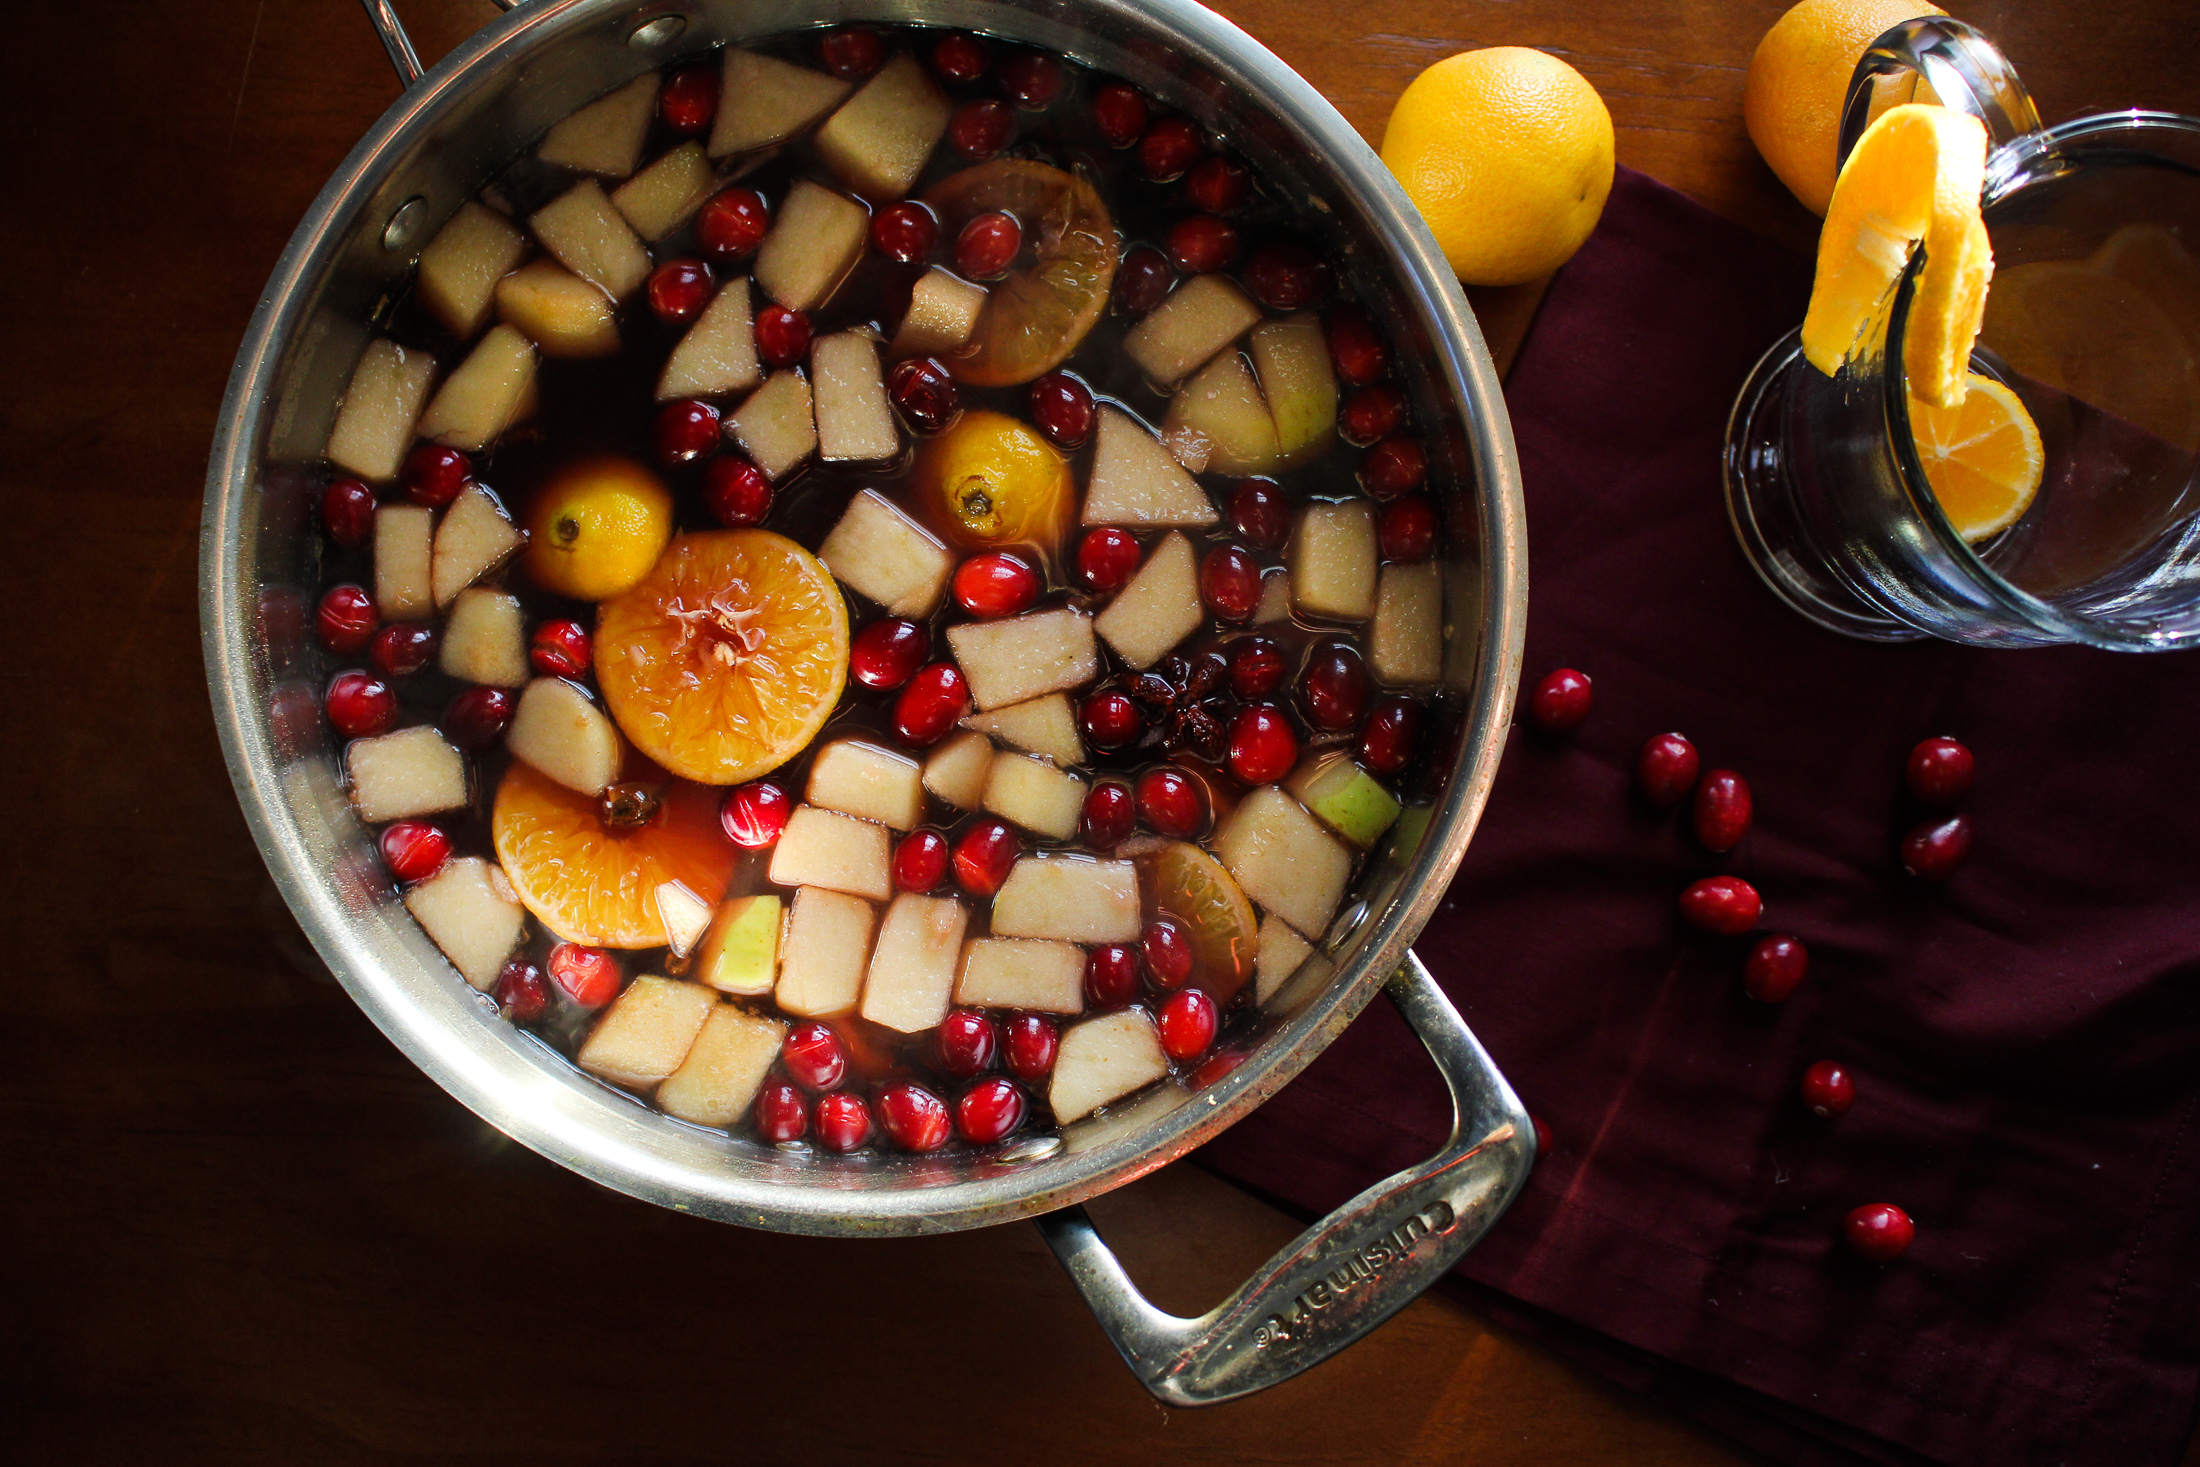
916 409 1074 552
523 455 674 601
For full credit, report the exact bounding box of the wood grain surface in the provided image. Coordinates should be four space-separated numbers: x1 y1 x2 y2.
6 2 2196 1462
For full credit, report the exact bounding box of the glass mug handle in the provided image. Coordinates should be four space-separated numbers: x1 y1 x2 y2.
1836 15 2044 170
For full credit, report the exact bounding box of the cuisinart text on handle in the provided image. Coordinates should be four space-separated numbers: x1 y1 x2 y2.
1252 1201 1456 1350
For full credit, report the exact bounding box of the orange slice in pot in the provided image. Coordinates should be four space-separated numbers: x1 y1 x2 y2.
924 160 1119 387
1137 840 1256 1003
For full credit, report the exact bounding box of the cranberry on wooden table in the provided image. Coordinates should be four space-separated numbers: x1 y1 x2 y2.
819 27 884 78
1527 667 1592 733
753 304 811 368
1678 876 1762 935
657 62 718 134
892 829 949 893
371 622 437 677
1360 436 1427 499
720 780 792 848
1157 988 1219 1062
494 956 549 1024
1359 696 1426 777
1905 736 1975 808
753 1081 809 1144
654 399 721 465
1142 915 1195 991
316 584 377 654
1029 372 1096 448
321 479 377 547
442 686 513 749
1325 303 1387 385
378 820 450 884
1743 933 1809 1002
403 443 470 507
1081 781 1135 848
814 1092 875 1152
929 32 988 84
1227 704 1298 785
1092 82 1148 148
935 1010 997 1078
697 187 769 259
1085 944 1142 1007
952 552 1040 619
325 670 395 738
947 98 1014 159
1167 214 1239 273
869 201 939 263
530 619 590 678
1378 496 1437 562
952 818 1021 897
1901 814 1973 881
1635 732 1699 808
887 356 961 433
1076 526 1141 591
892 663 969 746
1243 241 1332 311
850 617 928 691
878 1082 952 1152
1002 1014 1058 1081
1137 116 1201 182
1136 767 1206 838
646 258 714 323
1801 1060 1855 1118
1531 1115 1553 1156
1227 477 1289 548
1079 691 1144 752
999 52 1063 109
702 454 773 527
955 211 1022 279
957 1077 1027 1144
1844 1203 1914 1261
1200 544 1262 621
1114 244 1174 314
1692 769 1753 853
547 943 620 1008
1228 635 1287 698
782 1022 849 1091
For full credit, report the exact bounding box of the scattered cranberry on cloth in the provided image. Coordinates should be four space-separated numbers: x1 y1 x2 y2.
1198 168 2200 1467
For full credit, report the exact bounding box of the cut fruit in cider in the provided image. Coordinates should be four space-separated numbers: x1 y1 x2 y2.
1136 839 1256 1002
1799 103 1990 410
595 530 849 785
1908 371 2043 543
923 161 1118 387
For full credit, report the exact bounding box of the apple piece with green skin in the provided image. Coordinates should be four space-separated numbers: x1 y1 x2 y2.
610 140 715 242
709 48 852 159
1250 312 1337 467
522 457 674 603
536 73 659 178
694 893 782 996
1385 804 1435 869
1284 753 1402 848
656 1005 786 1127
1163 350 1280 476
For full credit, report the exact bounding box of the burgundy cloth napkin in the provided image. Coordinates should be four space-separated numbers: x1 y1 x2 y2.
1199 167 2200 1467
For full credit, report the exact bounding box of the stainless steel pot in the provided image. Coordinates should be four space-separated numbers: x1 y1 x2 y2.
201 0 1532 1404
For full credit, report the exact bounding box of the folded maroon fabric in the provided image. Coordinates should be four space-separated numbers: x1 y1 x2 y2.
1199 167 2200 1467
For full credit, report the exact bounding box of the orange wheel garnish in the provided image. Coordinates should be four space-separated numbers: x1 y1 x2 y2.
925 160 1119 387
595 530 849 785
1138 840 1257 1003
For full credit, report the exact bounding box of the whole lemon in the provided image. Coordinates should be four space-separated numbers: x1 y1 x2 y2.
523 455 674 601
1744 0 1948 216
916 409 1073 553
1380 48 1615 287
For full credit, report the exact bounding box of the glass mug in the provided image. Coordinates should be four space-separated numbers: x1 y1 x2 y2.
1724 17 2200 649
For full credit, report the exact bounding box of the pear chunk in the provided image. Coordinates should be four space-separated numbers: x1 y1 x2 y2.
610 140 715 242
990 856 1141 944
506 676 621 795
417 202 527 340
1254 567 1292 624
754 179 869 312
774 886 877 1018
767 805 892 901
861 893 969 1033
1082 406 1218 528
954 938 1084 1014
495 260 619 358
1123 274 1261 385
1093 530 1201 670
404 856 525 991
813 54 953 199
1254 912 1316 1006
921 730 994 811
961 694 1082 767
537 73 659 178
347 726 468 823
1164 350 1279 476
818 488 953 616
657 276 759 401
530 180 652 300
657 1005 787 1127
944 608 1100 711
1288 499 1379 622
982 754 1088 840
577 975 716 1091
812 330 899 462
1213 786 1352 938
431 483 525 607
439 587 529 688
890 267 987 358
1370 562 1444 685
693 894 782 997
325 339 436 482
1249 312 1337 467
726 370 817 481
374 504 435 620
655 882 715 960
806 738 925 831
710 48 852 158
1051 1010 1169 1123
1285 753 1402 848
416 324 537 450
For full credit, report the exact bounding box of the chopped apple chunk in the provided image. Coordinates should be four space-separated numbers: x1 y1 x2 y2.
1214 786 1352 939
325 339 436 482
889 267 986 358
982 753 1088 840
431 483 525 607
404 856 524 991
417 202 527 340
767 804 892 901
417 324 538 450
347 726 468 823
754 179 869 312
495 260 619 358
1254 912 1316 1006
373 503 435 620
694 894 782 997
955 938 1085 1014
961 694 1082 767
530 180 652 301
506 676 621 795
610 140 715 241
812 330 898 462
658 276 760 401
537 73 659 178
1288 499 1379 622
921 730 994 810
655 881 715 960
818 488 952 616
1164 350 1279 476
710 48 852 158
1254 567 1292 624
814 54 953 199
774 886 876 1017
577 975 716 1091
1123 274 1261 385
861 893 969 1033
1051 1010 1169 1123
1285 753 1401 848
990 856 1141 944
439 587 529 688
656 1005 786 1127
806 737 925 831
945 608 1099 711
1249 313 1338 467
1094 530 1201 670
1370 562 1444 685
727 370 817 480
1083 407 1217 529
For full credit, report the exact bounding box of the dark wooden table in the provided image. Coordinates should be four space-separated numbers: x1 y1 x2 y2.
9 2 2197 1461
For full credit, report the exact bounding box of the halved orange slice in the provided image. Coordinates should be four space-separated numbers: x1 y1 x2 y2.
924 161 1118 387
595 530 848 785
1137 840 1256 1003
1908 370 2043 541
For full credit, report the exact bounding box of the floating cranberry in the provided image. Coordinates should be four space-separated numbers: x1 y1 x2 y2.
1002 1014 1058 1080
1076 526 1142 592
956 211 1022 279
753 304 812 368
1085 944 1143 1007
403 443 471 507
956 1077 1027 1143
999 51 1063 108
1678 876 1762 936
1905 736 1974 808
442 686 513 749
814 1091 874 1152
1693 769 1753 853
1378 496 1437 562
1142 916 1196 991
948 97 1014 159
1200 544 1262 621
321 479 377 547
1325 303 1388 385
850 617 929 691
697 187 769 259
1184 154 1252 214
529 619 590 678
1092 82 1148 148
819 26 885 78
378 819 450 884
547 942 620 1008
893 828 950 893
1081 781 1137 849
316 584 378 654
1360 437 1428 499
720 780 793 848
1115 245 1175 314
782 1022 849 1090
1844 1203 1914 1261
702 454 773 527
1801 1060 1855 1118
1157 988 1219 1062
1528 668 1592 733
1137 767 1206 838
658 62 719 133
1901 814 1973 882
1167 214 1239 274
878 1081 952 1151
1635 732 1699 808
754 1081 809 1144
654 398 721 466
870 200 939 263
1079 691 1145 752
935 1010 998 1078
494 956 549 1023
645 257 714 324
1340 383 1409 445
1228 704 1299 785
887 356 962 433
1138 116 1201 182
1030 372 1096 448
1228 636 1287 699
953 552 1040 619
1744 933 1810 1002
370 621 437 678
325 670 395 738
930 32 988 84
1299 642 1372 732
1358 696 1426 776
953 818 1021 897
894 663 970 747
1242 240 1333 310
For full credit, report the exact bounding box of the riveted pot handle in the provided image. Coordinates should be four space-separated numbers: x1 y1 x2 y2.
1034 951 1534 1407
1837 15 2041 170
358 0 526 89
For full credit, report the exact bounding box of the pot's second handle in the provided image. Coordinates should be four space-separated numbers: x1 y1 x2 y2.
1035 951 1533 1407
358 0 525 88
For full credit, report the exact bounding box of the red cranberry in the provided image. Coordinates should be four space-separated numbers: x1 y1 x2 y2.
1191 1048 1248 1089
720 780 793 848
370 622 437 677
1138 116 1201 182
878 1081 952 1152
1844 1203 1914 1261
753 1081 809 1144
953 818 1021 897
952 553 1040 620
658 62 719 134
887 356 962 433
378 819 450 884
1200 544 1262 621
1002 1014 1058 1081
702 454 773 527
1801 1060 1855 1118
494 956 549 1023
955 211 1022 279
1081 781 1136 848
1225 480 1288 551
935 1010 998 1078
814 1091 875 1152
870 200 940 263
1136 767 1206 838
1076 527 1142 592
1528 668 1592 733
948 98 1014 159
1678 876 1762 936
1157 988 1219 1062
1228 704 1300 785
782 1022 848 1091
930 33 988 84
1115 245 1174 314
697 187 769 259
442 686 513 749
654 398 721 466
1744 933 1810 1002
893 828 950 893
894 663 970 747
646 257 714 323
1905 736 1974 808
1901 814 1973 882
1299 642 1372 732
1532 1115 1553 1155
1360 437 1428 499
1358 696 1425 776
1030 372 1097 448
1228 636 1287 698
403 443 470 508
1340 383 1409 445
529 619 590 678
1378 496 1437 562
1184 154 1252 213
819 27 885 78
1243 240 1333 310
316 584 378 654
1635 732 1700 808
547 943 620 1008
1142 915 1195 990
956 1077 1027 1143
1085 944 1143 1007
998 52 1063 109
850 617 929 691
753 305 812 368
321 479 376 547
1693 770 1753 853
1092 82 1148 148
1079 692 1145 752
1167 214 1239 274
1325 303 1388 385
325 670 395 738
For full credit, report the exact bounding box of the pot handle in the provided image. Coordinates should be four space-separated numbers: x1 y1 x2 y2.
358 0 525 88
1034 950 1534 1406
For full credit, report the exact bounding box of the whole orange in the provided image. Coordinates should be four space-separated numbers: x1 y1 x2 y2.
1744 0 1949 216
